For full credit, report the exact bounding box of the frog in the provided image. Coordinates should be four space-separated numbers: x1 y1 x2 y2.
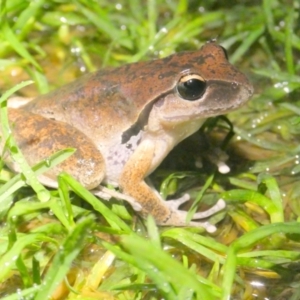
2 41 253 232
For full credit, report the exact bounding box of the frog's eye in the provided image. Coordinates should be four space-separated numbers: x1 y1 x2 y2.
176 74 206 101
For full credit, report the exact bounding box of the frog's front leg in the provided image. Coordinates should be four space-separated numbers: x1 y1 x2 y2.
119 139 224 232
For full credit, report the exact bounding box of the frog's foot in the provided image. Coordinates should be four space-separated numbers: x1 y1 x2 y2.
207 148 230 174
165 196 226 232
93 186 142 211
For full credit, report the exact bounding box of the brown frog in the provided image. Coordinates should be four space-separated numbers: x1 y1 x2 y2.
2 41 253 232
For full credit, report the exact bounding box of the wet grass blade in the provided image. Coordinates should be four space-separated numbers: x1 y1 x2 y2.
221 222 300 300
34 217 94 300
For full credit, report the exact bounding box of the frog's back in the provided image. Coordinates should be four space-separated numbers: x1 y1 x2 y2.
24 42 250 147
23 70 134 143
24 57 173 144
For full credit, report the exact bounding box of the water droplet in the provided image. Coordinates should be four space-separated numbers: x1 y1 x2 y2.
160 27 168 34
115 3 122 10
45 158 51 167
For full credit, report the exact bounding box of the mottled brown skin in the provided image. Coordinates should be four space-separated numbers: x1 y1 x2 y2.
6 109 105 189
2 41 253 229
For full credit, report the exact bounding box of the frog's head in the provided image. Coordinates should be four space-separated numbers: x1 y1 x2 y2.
151 41 253 126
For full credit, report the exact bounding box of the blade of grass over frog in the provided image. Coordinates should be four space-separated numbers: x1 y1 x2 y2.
34 217 94 300
1 22 41 70
221 222 300 300
58 172 130 232
6 146 50 202
119 234 217 299
222 189 282 223
0 83 51 202
0 148 75 216
0 174 25 216
0 286 40 300
187 174 214 223
0 233 52 282
58 176 75 228
162 228 227 264
0 80 33 105
30 149 76 176
258 173 284 221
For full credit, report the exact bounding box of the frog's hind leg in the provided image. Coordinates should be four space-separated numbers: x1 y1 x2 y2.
4 108 106 190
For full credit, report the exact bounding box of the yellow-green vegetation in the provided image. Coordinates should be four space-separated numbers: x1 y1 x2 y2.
0 0 300 299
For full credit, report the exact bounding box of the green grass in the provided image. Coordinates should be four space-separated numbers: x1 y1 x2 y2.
0 0 300 299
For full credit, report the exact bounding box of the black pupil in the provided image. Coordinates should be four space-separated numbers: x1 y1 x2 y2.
177 78 206 101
